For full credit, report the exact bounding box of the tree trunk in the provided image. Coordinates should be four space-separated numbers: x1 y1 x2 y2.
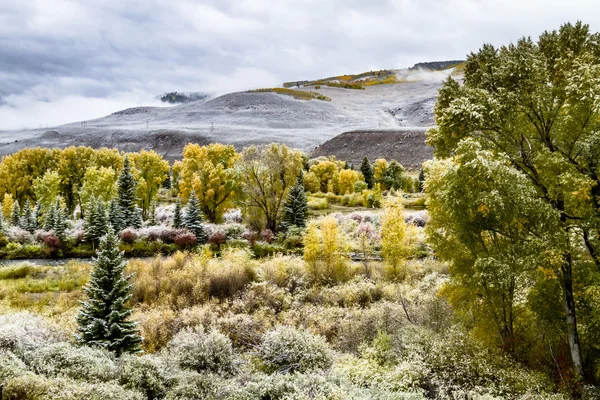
561 255 585 385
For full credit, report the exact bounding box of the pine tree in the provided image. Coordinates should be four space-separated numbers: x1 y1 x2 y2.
282 176 309 229
43 202 56 231
53 198 68 241
173 198 183 228
108 199 124 232
148 202 156 226
360 157 374 189
10 202 20 226
32 203 41 231
117 157 138 228
84 197 109 247
75 228 141 355
20 200 34 232
418 169 425 192
183 191 207 243
132 206 143 229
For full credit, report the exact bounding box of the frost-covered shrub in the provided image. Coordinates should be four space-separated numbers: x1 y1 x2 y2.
165 371 219 400
67 219 86 242
167 327 234 376
119 354 170 399
159 228 187 244
0 312 62 355
261 229 274 243
155 204 174 225
404 211 429 227
27 342 118 382
223 208 243 223
0 349 28 381
137 226 166 242
242 230 259 245
256 326 332 374
120 227 138 244
221 222 245 239
6 226 33 244
174 231 197 247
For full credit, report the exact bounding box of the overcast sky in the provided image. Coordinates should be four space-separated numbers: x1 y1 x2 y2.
0 0 598 130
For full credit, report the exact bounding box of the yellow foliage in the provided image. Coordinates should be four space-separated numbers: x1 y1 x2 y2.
338 169 359 195
373 159 389 183
381 196 408 281
2 193 14 219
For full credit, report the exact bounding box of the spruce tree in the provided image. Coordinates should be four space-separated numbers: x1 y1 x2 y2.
173 198 183 228
117 157 138 228
10 201 20 226
132 206 143 229
360 157 374 189
32 203 41 231
108 199 124 232
282 176 309 229
20 200 34 232
43 203 56 231
53 198 68 241
84 197 109 248
75 228 141 355
183 191 207 243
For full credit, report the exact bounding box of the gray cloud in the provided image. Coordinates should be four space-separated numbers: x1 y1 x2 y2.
1 0 599 129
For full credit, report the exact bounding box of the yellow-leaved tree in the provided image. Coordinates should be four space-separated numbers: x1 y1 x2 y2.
129 150 170 219
381 195 408 281
177 143 239 223
79 167 119 207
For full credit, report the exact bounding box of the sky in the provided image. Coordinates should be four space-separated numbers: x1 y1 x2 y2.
0 0 599 130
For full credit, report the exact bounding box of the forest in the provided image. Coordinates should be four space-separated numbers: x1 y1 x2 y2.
0 21 599 400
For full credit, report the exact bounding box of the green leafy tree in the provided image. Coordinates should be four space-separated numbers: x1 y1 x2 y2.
360 157 374 189
282 177 309 229
33 170 61 217
381 160 406 191
426 22 600 383
237 144 304 231
117 157 138 228
183 190 207 243
75 228 142 355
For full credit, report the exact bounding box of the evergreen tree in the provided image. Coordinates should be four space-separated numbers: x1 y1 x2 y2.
360 157 374 189
10 201 20 226
173 198 183 228
32 203 41 231
282 177 309 229
418 169 425 192
148 202 156 226
117 157 138 228
108 199 124 232
20 199 34 232
84 197 109 247
132 206 143 229
43 202 56 231
75 228 141 355
53 198 68 241
183 191 207 243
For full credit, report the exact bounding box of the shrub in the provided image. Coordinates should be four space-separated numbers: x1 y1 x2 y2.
204 249 256 298
6 226 33 244
165 371 220 400
256 326 332 374
252 241 285 258
27 342 118 382
221 222 245 239
119 354 170 399
167 326 235 376
0 312 62 356
120 228 138 244
208 231 226 252
242 230 259 245
307 196 329 210
174 231 197 248
0 349 28 381
223 208 243 223
261 255 307 292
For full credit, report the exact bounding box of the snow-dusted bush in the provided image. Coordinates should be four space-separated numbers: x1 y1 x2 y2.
0 312 63 355
221 223 245 239
0 349 28 381
6 226 33 244
405 210 429 227
174 231 196 247
119 354 170 399
167 327 234 376
256 326 332 374
137 225 169 242
66 219 86 242
120 227 138 244
164 371 219 400
27 342 118 382
155 204 174 225
223 208 243 223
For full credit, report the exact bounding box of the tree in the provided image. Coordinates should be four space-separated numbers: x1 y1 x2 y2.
0 147 57 205
281 177 309 229
373 159 388 183
183 190 207 243
20 199 35 233
43 202 56 231
360 157 374 189
338 169 360 195
57 146 96 213
79 167 118 208
380 195 407 281
2 194 14 220
84 197 109 248
10 202 20 226
129 150 169 219
309 160 339 193
33 170 61 217
117 157 138 228
52 198 68 241
237 144 304 232
75 228 142 355
426 22 600 383
173 198 183 229
381 160 406 191
176 143 239 223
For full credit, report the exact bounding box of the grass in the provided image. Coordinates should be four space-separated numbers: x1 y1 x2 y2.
248 88 331 101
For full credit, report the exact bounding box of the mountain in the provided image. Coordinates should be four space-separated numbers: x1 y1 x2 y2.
0 62 462 164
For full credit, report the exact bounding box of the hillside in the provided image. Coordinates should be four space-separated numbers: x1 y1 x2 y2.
0 63 459 161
